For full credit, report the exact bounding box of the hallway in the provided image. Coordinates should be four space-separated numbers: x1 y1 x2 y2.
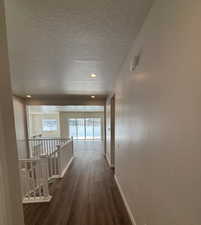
23 141 132 225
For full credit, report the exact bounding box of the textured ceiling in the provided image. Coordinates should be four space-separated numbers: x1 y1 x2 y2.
5 0 153 96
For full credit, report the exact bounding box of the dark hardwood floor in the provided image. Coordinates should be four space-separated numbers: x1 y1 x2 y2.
23 141 132 225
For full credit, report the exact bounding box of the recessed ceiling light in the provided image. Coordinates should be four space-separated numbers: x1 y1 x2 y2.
91 95 95 99
26 95 31 98
90 73 96 78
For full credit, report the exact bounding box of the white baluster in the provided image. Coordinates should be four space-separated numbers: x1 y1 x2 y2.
40 157 50 199
57 145 61 176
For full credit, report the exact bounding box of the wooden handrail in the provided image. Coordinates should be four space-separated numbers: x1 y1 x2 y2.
28 138 70 141
48 140 72 156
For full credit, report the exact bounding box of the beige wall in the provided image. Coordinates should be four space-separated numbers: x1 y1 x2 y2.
30 113 60 138
0 0 25 224
115 1 201 225
60 111 104 138
13 96 28 158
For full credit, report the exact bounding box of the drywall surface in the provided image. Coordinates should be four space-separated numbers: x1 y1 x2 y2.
0 0 24 224
13 96 28 158
115 1 201 225
5 0 153 96
30 113 60 138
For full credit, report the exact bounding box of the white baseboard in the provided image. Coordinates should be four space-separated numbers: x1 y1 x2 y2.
50 175 60 180
23 195 52 204
106 154 115 168
114 175 137 225
60 156 74 178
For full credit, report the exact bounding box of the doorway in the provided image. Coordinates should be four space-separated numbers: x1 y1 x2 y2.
106 95 115 168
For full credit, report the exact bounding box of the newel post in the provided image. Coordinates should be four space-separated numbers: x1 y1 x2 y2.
71 136 74 155
57 145 62 177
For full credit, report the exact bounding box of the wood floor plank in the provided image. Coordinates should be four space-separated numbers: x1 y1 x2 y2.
23 141 132 225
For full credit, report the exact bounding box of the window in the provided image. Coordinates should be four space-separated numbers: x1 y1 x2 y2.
86 118 93 139
42 119 57 131
69 119 77 137
93 118 101 139
77 118 85 139
68 118 102 140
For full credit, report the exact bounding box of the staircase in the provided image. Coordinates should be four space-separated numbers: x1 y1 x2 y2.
19 137 74 203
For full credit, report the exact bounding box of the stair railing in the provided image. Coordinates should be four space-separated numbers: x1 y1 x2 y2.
19 157 52 203
19 137 74 203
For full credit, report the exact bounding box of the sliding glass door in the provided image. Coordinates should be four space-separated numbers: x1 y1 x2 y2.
77 119 85 139
94 118 101 139
69 119 77 137
69 118 102 140
86 118 94 139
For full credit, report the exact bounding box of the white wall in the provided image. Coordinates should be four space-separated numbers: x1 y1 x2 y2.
13 96 28 158
0 0 24 224
30 113 60 138
115 1 201 225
